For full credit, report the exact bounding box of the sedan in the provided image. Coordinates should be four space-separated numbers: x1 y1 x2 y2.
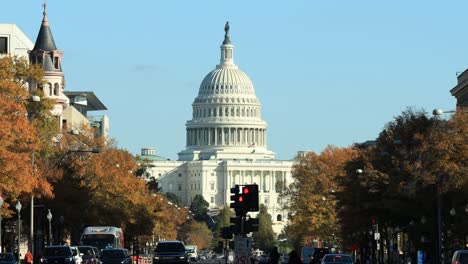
321 254 353 264
100 249 132 264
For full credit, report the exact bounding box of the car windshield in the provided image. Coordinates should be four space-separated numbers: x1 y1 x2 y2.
323 255 353 263
44 247 72 257
101 250 125 258
0 254 14 261
77 247 95 256
155 243 185 252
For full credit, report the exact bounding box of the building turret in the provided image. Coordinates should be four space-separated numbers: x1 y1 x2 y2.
29 2 69 128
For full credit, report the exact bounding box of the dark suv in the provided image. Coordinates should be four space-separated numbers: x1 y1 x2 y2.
41 246 81 264
153 241 188 264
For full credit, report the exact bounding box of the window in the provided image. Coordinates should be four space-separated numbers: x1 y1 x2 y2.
210 196 214 203
0 37 8 54
54 83 60 96
54 56 59 69
277 214 282 221
178 173 182 177
178 184 182 191
210 183 214 190
264 197 269 205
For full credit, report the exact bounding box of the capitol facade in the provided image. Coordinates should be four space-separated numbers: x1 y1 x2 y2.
142 23 293 234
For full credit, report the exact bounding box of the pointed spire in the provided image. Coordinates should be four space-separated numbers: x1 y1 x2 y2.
42 0 49 26
32 0 57 51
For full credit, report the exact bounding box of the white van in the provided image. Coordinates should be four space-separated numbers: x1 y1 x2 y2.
185 245 198 261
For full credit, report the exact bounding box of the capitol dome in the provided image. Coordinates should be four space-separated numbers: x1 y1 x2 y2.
178 22 275 161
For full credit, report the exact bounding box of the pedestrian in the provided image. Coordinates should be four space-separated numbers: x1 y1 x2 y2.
269 247 280 264
25 250 33 264
288 250 301 264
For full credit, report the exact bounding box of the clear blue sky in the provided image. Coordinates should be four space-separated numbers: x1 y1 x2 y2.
4 1 465 160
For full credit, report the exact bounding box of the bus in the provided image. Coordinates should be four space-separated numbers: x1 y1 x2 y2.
80 226 124 250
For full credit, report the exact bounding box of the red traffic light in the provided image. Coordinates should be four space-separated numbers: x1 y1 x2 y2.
243 187 249 194
238 196 244 202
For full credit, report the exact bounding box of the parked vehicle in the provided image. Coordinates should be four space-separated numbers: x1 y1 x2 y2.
451 250 468 264
153 241 189 264
320 254 353 264
41 246 83 264
100 249 132 264
77 246 101 264
0 253 16 264
280 253 289 264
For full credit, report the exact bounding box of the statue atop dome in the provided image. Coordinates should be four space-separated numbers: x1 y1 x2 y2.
223 21 231 45
224 21 230 35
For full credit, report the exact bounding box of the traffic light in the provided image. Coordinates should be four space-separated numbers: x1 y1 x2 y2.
242 184 259 212
244 218 259 233
230 185 246 216
230 217 242 235
220 226 233 240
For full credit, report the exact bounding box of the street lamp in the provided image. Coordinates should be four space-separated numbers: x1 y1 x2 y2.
16 200 22 260
46 209 52 246
0 196 3 253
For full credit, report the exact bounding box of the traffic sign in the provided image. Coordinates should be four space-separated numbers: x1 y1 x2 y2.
234 236 252 257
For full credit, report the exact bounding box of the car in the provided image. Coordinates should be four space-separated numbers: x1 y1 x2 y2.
310 248 330 264
153 240 189 264
100 249 132 264
77 246 101 264
301 247 314 264
280 254 289 264
451 250 468 264
41 246 82 264
0 253 16 264
185 245 198 262
321 254 353 264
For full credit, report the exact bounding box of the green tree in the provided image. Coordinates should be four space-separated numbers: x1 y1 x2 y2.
252 204 275 251
190 194 209 221
165 192 180 204
213 205 232 246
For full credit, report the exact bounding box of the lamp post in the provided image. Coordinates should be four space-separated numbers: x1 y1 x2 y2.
16 201 22 260
46 209 52 246
0 196 3 253
59 216 64 245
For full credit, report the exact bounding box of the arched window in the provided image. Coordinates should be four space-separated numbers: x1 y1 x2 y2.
231 107 234 117
54 83 59 96
47 83 52 96
277 214 282 221
214 108 217 117
242 108 245 117
236 108 240 117
225 108 228 117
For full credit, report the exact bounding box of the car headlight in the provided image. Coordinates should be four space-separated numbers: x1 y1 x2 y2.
179 256 186 260
154 257 159 260
40 258 47 263
65 258 73 262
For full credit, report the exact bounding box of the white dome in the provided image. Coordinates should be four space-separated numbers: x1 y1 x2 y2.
199 67 255 96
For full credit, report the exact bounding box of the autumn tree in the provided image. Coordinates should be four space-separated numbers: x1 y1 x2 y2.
339 109 467 259
283 146 356 248
0 56 58 216
182 220 212 249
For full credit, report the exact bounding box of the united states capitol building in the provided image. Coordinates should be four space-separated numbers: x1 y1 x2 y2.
141 23 294 234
